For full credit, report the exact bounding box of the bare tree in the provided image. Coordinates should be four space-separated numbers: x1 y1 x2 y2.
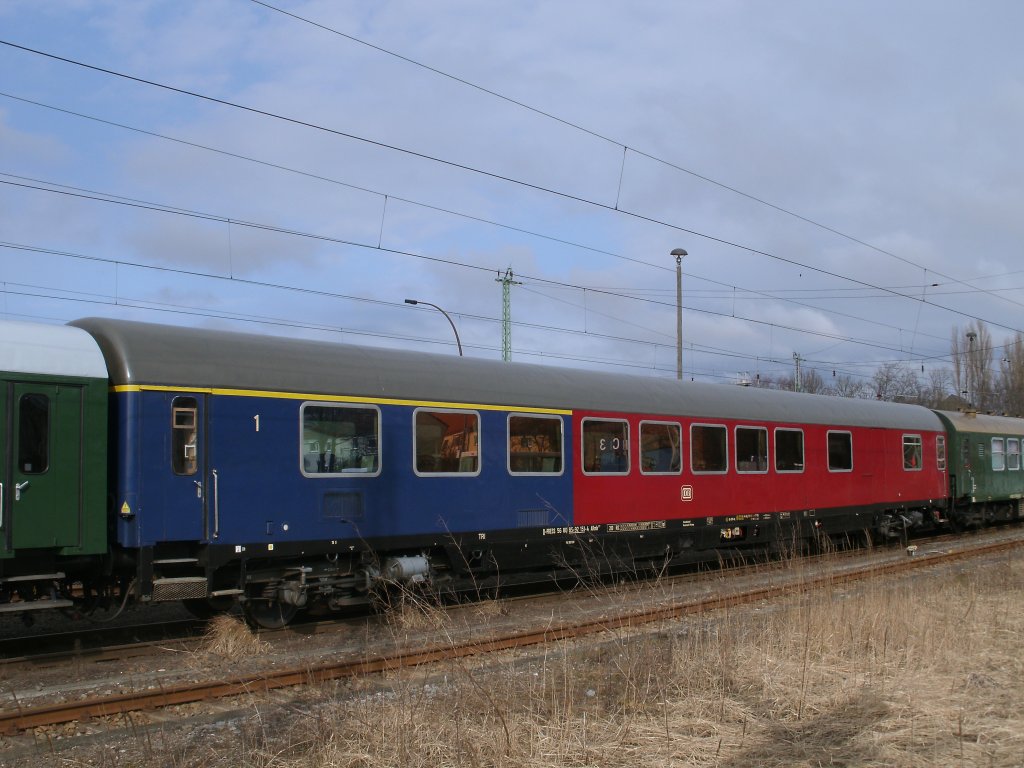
829 374 867 399
800 367 827 394
952 321 995 410
951 329 964 404
999 331 1024 415
924 367 954 409
872 362 921 402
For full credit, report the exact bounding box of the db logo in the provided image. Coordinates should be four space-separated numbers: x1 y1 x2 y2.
680 485 694 502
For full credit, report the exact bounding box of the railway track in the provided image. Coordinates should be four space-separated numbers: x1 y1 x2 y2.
1 530 1020 737
0 528 961 668
0 618 204 666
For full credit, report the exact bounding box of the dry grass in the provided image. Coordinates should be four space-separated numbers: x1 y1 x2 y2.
27 552 1024 767
190 615 270 665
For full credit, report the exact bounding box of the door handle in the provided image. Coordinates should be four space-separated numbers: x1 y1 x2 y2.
15 481 29 501
211 469 220 539
194 480 203 499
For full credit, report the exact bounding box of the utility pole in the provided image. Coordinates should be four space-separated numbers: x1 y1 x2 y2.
496 267 521 362
671 248 687 379
793 352 803 392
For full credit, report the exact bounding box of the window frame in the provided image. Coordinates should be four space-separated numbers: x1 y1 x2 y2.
413 407 482 478
734 425 769 475
902 434 923 472
171 396 199 477
826 430 854 473
17 392 51 476
1008 438 1020 471
507 413 565 476
300 402 382 479
774 427 805 473
991 437 1006 472
936 435 947 471
690 423 729 475
581 417 631 476
638 420 683 476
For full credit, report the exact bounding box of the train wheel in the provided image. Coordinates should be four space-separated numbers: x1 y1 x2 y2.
242 597 298 629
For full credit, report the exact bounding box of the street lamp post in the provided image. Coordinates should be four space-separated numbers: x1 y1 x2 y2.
404 299 464 356
671 248 688 380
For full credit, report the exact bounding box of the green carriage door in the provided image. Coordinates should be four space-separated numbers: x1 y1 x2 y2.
5 382 84 550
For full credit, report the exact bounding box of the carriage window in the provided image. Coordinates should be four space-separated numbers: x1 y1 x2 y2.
582 419 629 475
775 429 804 472
415 409 479 475
509 415 563 474
172 397 198 476
18 393 50 474
827 431 853 472
301 404 380 476
936 436 946 471
992 438 1005 471
640 421 681 475
735 427 768 473
903 435 923 471
691 424 727 474
1008 439 1020 471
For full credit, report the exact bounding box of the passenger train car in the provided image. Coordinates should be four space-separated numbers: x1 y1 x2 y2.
0 317 1021 627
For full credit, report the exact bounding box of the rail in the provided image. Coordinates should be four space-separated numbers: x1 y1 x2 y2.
1 535 1020 735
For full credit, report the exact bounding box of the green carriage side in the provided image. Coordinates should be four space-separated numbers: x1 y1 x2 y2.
933 410 1024 525
0 321 109 589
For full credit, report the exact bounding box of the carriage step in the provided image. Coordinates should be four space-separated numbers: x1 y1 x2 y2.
151 577 208 602
209 588 244 597
152 558 199 564
0 599 74 613
0 573 66 583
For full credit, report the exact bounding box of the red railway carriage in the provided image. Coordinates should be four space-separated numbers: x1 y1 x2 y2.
571 385 947 538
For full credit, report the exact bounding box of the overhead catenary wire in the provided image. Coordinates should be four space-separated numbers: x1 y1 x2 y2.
0 231 958 375
3 268 1002 388
0 91 958 351
1 39 1021 335
248 0 1024 313
0 180 961 362
0 282 759 381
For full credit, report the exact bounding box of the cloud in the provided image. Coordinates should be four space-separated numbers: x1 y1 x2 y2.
2 0 1023 382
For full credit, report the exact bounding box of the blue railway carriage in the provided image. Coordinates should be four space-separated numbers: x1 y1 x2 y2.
934 410 1024 527
73 317 578 627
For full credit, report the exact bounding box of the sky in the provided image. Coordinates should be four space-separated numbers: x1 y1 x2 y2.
1 1 1023 390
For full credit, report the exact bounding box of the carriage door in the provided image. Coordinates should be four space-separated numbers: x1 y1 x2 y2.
4 382 84 551
167 394 208 542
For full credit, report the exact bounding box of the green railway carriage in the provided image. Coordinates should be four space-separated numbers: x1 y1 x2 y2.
934 410 1024 526
0 321 109 576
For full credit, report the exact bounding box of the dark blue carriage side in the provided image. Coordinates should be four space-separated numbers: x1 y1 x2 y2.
108 385 575 555
72 317 578 619
199 394 573 546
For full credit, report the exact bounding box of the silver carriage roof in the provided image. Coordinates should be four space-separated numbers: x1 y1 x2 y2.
0 319 107 379
935 410 1024 437
70 317 943 431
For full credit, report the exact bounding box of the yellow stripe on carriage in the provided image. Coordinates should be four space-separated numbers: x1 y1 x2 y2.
111 384 572 416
